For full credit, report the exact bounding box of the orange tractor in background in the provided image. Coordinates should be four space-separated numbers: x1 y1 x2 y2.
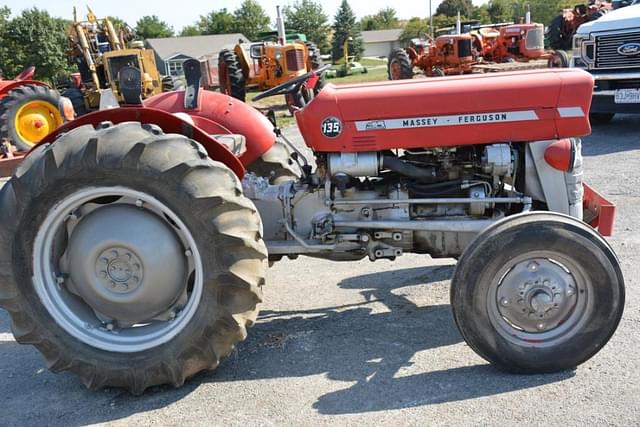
0 67 73 152
388 33 475 79
471 23 570 68
547 1 612 50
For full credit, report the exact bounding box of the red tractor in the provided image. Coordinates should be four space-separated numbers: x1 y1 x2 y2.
548 1 612 50
0 67 73 151
388 33 475 79
0 61 624 394
472 23 570 68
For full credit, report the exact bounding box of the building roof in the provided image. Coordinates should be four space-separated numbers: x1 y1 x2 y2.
361 29 403 44
145 33 248 60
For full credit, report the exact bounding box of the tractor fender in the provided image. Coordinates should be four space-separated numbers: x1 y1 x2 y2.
0 79 49 99
38 106 245 178
405 47 419 62
144 90 276 167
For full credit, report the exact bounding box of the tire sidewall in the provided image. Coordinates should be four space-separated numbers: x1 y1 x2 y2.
452 217 624 372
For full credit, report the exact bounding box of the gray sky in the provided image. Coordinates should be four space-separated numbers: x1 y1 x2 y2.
3 0 487 32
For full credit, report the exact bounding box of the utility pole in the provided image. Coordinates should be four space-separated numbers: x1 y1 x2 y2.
429 0 433 37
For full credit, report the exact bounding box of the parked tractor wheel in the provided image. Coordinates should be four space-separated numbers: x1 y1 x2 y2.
548 50 569 68
451 212 624 373
548 15 571 51
388 48 413 80
218 49 246 102
305 42 325 95
590 113 616 125
161 75 184 92
248 138 302 184
0 121 267 394
431 67 446 77
61 86 87 117
0 84 65 151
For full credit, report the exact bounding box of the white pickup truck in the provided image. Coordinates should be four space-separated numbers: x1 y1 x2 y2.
572 3 640 123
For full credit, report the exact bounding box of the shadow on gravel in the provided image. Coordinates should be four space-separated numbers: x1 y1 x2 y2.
0 264 574 423
212 264 574 415
583 114 640 156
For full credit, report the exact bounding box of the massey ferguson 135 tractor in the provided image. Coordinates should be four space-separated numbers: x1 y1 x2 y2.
0 62 624 394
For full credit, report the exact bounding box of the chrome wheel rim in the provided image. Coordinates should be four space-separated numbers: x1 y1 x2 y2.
487 251 592 347
33 186 203 353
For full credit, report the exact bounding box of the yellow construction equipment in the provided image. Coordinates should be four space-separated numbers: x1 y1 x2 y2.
65 7 171 115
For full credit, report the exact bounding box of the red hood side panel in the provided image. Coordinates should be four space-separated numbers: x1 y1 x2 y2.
296 69 593 152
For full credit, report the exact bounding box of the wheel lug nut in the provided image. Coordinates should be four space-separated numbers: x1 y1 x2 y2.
101 258 109 265
528 262 539 271
132 276 139 283
135 199 143 207
537 323 546 331
99 271 107 278
111 250 118 257
185 249 192 257
55 275 65 284
106 323 114 331
567 288 574 296
501 298 509 306
133 263 140 270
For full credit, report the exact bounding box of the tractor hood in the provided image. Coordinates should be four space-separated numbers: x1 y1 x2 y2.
296 68 594 152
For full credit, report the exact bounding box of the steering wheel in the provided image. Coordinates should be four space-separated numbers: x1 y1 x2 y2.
252 64 331 102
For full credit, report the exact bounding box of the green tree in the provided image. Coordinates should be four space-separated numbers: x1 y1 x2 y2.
360 7 399 30
399 17 429 44
331 0 363 62
196 8 235 35
135 15 174 40
233 0 270 40
0 6 11 77
179 25 201 37
435 0 475 17
487 0 513 23
283 0 330 52
2 8 71 83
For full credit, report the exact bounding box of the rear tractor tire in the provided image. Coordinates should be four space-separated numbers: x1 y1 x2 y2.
248 138 302 184
388 48 413 80
451 212 624 373
0 84 65 151
0 122 267 394
218 49 246 102
548 50 569 68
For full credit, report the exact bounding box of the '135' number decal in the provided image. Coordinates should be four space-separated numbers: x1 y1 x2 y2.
321 117 342 138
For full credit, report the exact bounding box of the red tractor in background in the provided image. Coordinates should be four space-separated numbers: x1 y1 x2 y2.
548 1 612 50
472 23 570 68
389 33 475 79
0 60 624 395
0 67 73 151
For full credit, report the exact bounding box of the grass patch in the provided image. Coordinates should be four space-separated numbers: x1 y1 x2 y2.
359 57 388 66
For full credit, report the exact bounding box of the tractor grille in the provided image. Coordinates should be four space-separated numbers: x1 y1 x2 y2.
286 49 306 72
595 30 640 69
525 28 544 50
458 39 472 58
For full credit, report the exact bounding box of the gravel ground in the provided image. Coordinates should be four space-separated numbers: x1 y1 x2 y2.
0 115 639 426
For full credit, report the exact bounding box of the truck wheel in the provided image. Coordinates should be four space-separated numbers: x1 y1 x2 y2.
388 48 413 80
548 50 569 68
451 212 624 373
547 15 571 51
0 122 267 394
590 113 615 125
0 84 65 151
218 49 246 102
161 75 184 92
248 138 301 184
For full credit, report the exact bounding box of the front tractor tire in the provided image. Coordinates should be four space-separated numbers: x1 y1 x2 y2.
451 212 624 373
218 49 246 102
388 48 413 80
0 84 65 151
0 122 267 394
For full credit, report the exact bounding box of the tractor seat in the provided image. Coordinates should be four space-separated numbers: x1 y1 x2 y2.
479 27 500 38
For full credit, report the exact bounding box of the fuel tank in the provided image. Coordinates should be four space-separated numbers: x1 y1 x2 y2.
296 68 594 152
